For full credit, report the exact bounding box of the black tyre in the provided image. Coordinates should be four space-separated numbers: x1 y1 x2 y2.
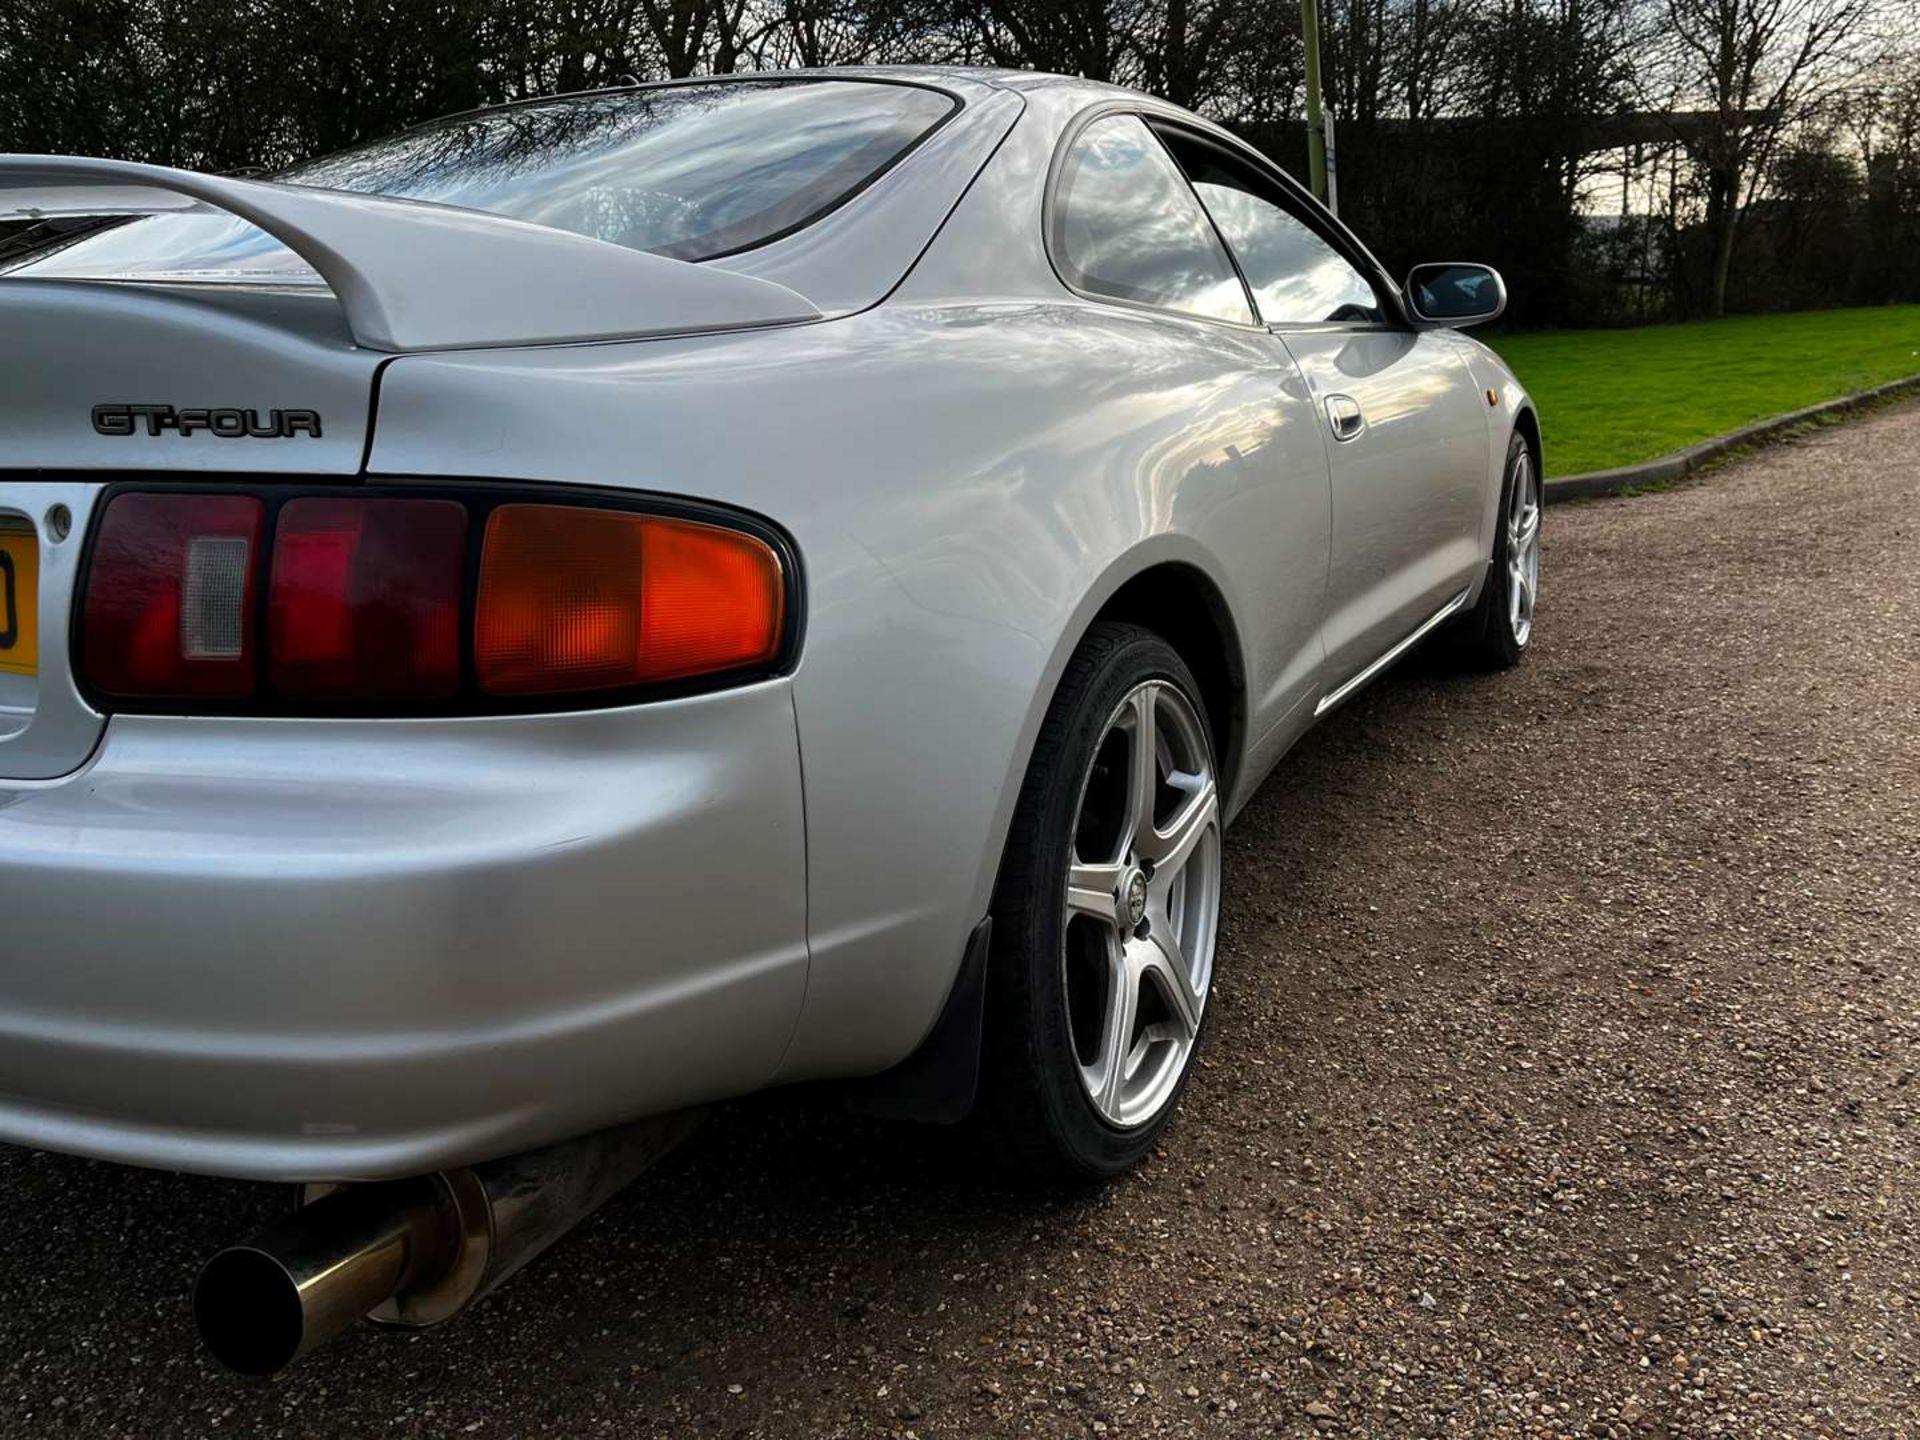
1445 429 1540 671
980 622 1223 1181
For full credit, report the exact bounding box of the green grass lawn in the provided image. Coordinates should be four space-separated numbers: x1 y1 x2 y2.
1486 306 1920 477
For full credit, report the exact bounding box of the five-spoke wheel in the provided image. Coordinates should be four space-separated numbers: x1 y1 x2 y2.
1506 442 1540 647
1062 681 1220 1128
981 622 1221 1178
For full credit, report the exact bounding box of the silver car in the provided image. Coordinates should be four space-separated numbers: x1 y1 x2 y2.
0 67 1540 1368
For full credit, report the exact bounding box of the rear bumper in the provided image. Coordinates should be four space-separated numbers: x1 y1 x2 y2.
0 682 808 1181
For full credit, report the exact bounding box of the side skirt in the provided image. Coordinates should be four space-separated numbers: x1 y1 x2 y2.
1314 587 1471 718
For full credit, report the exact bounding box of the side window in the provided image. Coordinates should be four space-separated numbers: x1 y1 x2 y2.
1050 114 1253 326
1165 137 1385 326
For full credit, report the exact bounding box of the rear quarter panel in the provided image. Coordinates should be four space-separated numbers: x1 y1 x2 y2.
369 291 1328 1081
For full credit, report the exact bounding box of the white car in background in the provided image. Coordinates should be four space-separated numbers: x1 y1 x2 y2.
0 67 1540 1372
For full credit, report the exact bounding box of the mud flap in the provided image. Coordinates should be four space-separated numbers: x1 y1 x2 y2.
843 917 991 1125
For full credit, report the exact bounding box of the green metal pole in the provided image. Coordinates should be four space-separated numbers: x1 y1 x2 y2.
1301 0 1329 205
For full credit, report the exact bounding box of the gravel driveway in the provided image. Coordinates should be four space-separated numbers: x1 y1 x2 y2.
3 403 1916 1439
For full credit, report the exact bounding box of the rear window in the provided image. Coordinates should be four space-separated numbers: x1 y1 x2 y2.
7 79 956 281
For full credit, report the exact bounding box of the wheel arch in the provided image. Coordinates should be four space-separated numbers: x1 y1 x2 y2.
855 558 1246 1130
1513 404 1543 475
1086 562 1247 803
966 540 1251 930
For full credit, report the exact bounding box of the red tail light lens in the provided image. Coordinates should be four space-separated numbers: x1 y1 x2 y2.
475 505 785 696
268 498 465 699
82 492 265 698
78 487 791 711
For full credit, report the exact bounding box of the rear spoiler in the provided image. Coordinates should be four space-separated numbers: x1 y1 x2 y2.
0 155 821 352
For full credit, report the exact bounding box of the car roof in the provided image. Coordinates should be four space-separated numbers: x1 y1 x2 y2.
758 65 1159 111
783 65 1140 98
409 66 1162 133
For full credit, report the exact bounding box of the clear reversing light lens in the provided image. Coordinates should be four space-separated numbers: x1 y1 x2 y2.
180 537 251 659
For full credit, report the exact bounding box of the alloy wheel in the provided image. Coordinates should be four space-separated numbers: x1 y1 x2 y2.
1507 447 1541 646
1061 681 1221 1129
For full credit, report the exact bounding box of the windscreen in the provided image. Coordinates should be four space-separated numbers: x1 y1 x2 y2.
5 78 956 281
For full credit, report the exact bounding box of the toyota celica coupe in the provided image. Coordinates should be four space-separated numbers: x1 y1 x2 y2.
0 66 1540 1371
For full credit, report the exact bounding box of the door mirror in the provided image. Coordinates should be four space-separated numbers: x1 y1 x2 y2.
1405 262 1506 328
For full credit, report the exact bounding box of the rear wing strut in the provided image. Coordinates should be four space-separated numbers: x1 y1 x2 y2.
0 155 821 353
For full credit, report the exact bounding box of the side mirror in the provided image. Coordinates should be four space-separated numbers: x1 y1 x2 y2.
1405 262 1507 328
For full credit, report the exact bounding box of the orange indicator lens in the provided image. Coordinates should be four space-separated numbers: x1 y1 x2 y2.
475 505 784 696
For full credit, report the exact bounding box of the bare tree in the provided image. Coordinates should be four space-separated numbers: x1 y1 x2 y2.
1652 0 1876 315
955 0 1140 84
742 0 950 69
631 0 739 76
1134 0 1244 109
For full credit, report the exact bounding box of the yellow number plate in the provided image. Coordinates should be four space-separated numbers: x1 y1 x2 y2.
0 527 38 678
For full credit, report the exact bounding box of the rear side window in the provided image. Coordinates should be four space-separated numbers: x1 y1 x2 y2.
8 79 956 281
1049 115 1252 326
1166 139 1385 325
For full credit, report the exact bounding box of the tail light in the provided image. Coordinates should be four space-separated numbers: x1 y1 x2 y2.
77 486 795 713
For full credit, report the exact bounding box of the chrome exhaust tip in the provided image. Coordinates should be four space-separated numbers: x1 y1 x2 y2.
193 1112 700 1375
193 1177 452 1375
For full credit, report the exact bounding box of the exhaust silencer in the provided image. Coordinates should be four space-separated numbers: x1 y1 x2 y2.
194 1112 700 1375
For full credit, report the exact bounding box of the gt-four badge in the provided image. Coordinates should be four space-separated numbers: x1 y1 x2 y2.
92 404 323 438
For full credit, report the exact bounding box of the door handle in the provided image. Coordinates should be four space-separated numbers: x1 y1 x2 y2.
1324 393 1365 443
